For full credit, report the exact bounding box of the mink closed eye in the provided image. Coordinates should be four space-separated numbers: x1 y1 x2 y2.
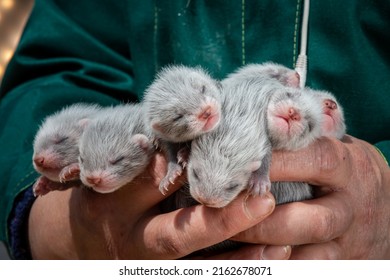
305 114 315 132
173 114 184 122
110 156 125 165
54 136 69 144
226 183 240 192
192 169 200 181
307 120 313 132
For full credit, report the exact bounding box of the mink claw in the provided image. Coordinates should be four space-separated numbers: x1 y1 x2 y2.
248 175 271 196
158 176 172 195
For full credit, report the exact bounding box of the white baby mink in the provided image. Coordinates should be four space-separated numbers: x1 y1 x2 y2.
233 62 324 150
267 87 346 204
144 65 222 142
32 103 102 196
267 87 323 151
166 87 325 208
247 63 344 203
305 88 346 139
262 86 324 203
268 88 345 151
187 68 278 208
143 65 222 194
163 67 347 253
186 61 322 208
78 104 154 194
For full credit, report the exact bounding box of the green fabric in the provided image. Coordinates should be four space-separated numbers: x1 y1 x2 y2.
375 141 390 166
0 0 389 251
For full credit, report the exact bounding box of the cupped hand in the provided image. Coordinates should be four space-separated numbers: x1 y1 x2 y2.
28 151 289 259
232 136 390 259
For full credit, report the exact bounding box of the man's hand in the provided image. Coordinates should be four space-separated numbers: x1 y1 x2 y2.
28 151 288 259
232 136 390 259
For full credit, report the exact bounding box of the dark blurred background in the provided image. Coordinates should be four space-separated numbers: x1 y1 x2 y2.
0 0 34 259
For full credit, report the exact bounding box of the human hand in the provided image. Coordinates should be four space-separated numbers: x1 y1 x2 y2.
28 151 289 259
232 136 390 259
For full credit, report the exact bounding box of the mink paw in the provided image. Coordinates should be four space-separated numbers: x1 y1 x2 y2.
248 174 271 196
59 163 80 183
158 163 183 195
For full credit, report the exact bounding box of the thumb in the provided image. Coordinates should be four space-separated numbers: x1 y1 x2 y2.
135 192 275 259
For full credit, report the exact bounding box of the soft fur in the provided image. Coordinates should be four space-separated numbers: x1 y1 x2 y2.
79 104 154 193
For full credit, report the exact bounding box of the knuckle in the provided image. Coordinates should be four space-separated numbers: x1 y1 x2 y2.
322 243 343 259
313 138 352 185
154 229 189 258
313 244 341 260
310 207 337 243
292 242 343 260
316 242 343 260
315 138 351 178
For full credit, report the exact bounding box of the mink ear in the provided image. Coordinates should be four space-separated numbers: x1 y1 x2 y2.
131 134 151 152
78 118 90 129
247 161 261 172
151 122 163 134
286 72 301 88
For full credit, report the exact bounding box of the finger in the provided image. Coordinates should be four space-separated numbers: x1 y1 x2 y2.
270 136 353 189
191 245 291 260
290 241 343 260
119 151 187 212
134 192 276 259
232 191 353 245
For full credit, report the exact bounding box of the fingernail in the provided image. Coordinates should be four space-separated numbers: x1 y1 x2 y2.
261 245 291 260
244 193 275 220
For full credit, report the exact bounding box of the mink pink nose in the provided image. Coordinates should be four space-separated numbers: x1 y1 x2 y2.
33 156 45 167
324 99 338 110
198 106 212 120
288 108 301 121
86 176 102 186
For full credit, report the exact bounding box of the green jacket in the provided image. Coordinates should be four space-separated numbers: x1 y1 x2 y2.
0 0 389 256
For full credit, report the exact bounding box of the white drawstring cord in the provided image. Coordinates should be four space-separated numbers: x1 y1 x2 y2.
295 0 310 88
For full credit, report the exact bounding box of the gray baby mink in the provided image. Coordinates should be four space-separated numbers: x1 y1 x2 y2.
143 65 222 194
143 65 222 142
32 103 102 196
187 66 277 208
78 104 154 194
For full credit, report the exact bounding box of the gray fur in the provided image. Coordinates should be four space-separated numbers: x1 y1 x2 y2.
79 104 154 193
265 88 323 206
230 62 301 88
143 65 223 194
143 64 222 142
305 88 346 139
266 86 346 205
161 64 347 255
267 87 323 151
187 65 277 208
163 64 335 209
32 103 102 182
271 181 313 204
220 63 322 151
186 63 321 208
